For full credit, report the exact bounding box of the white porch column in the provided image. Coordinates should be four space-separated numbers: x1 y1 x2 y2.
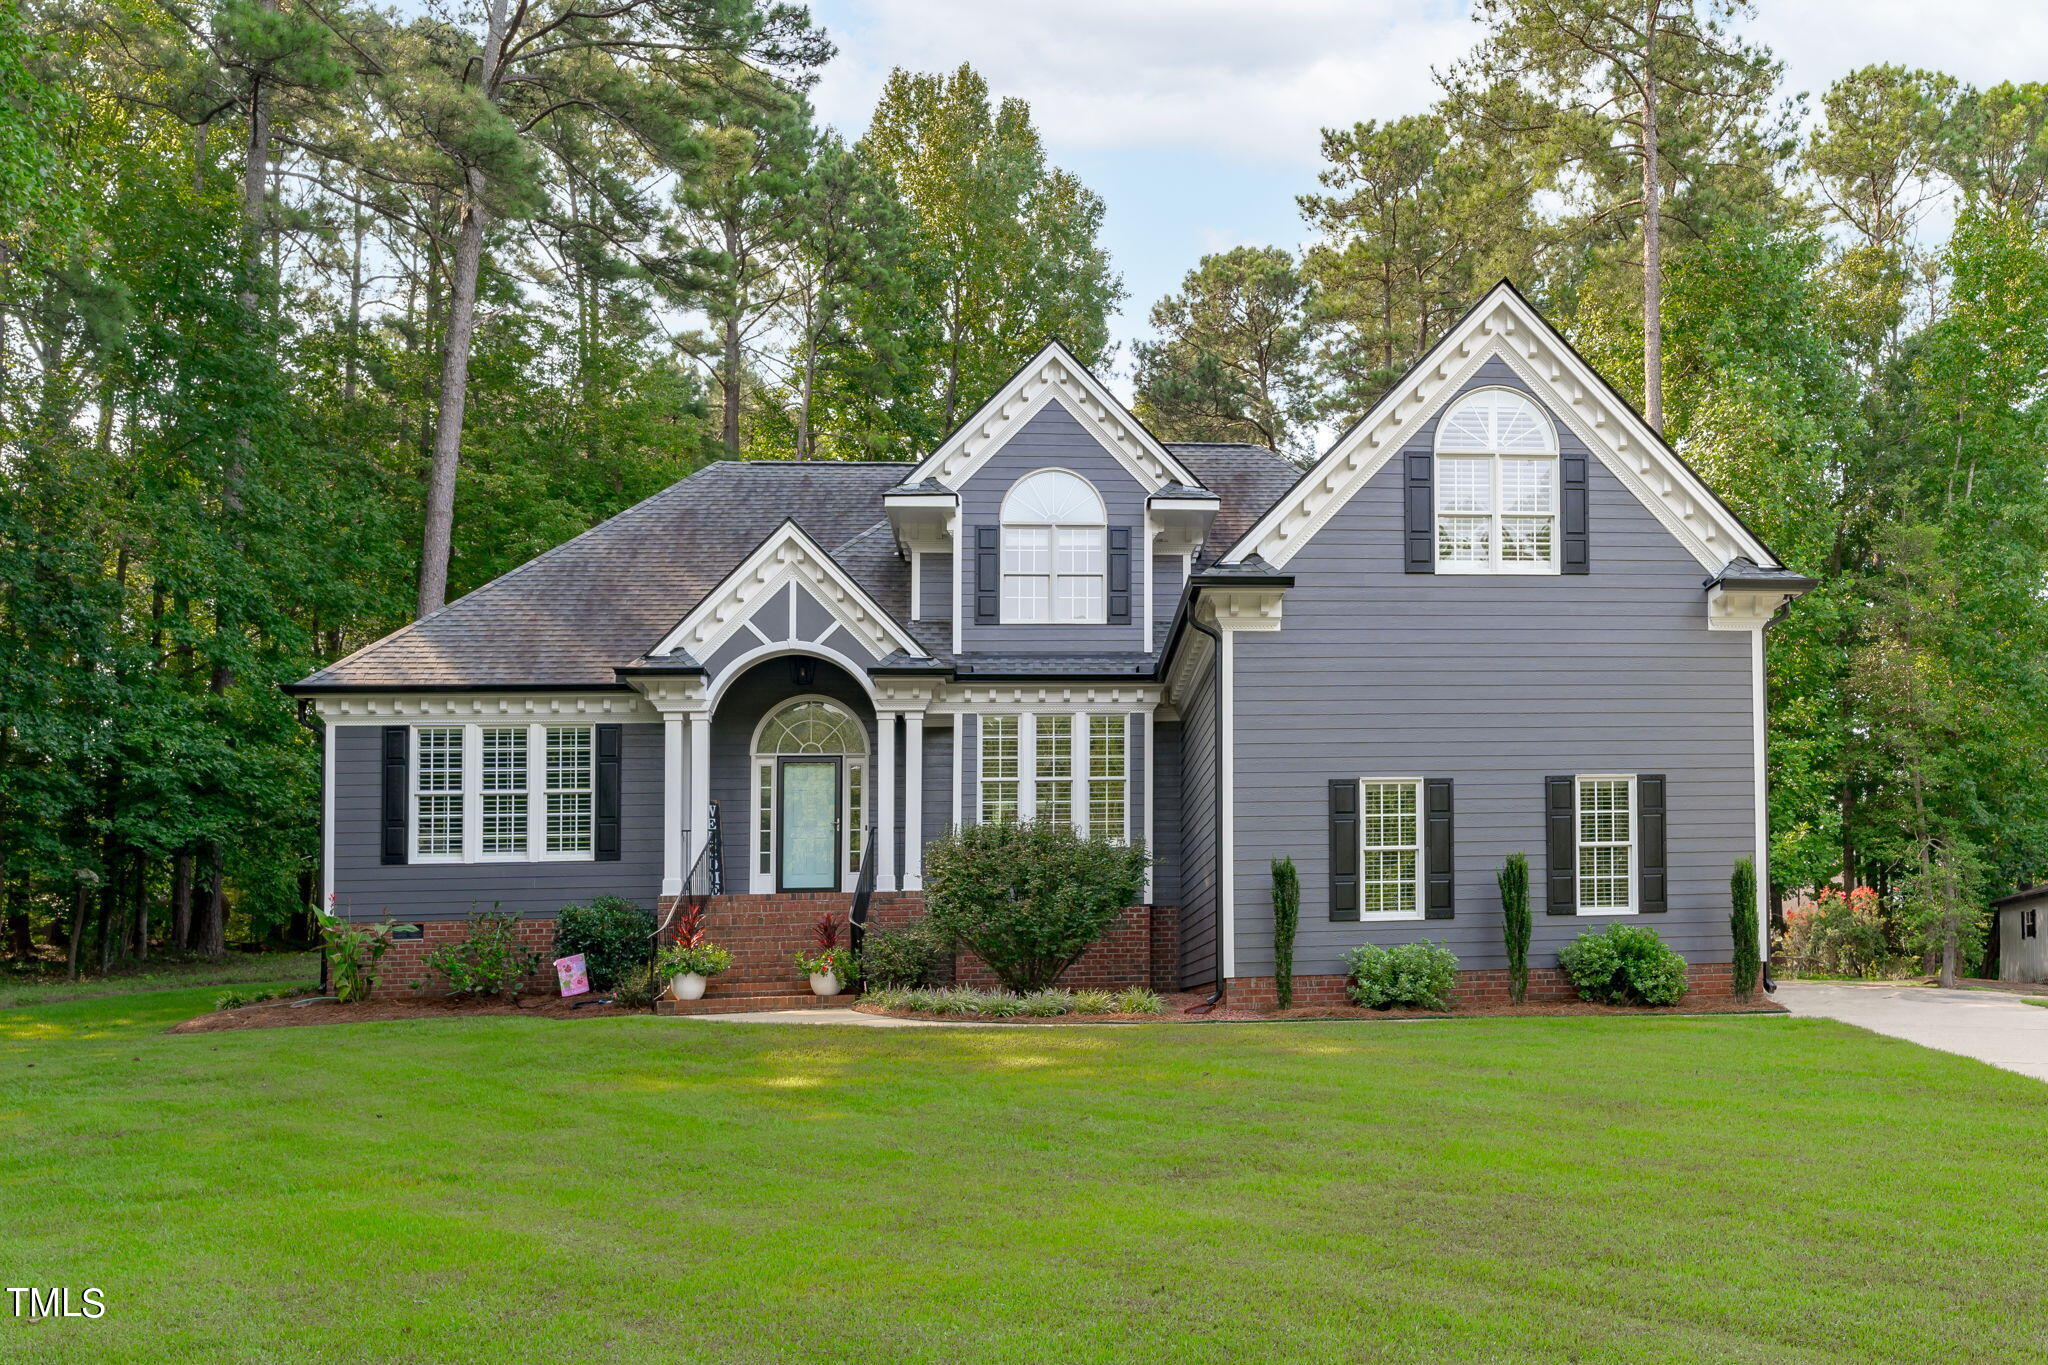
876 710 899 892
661 714 685 897
902 711 924 891
687 710 712 874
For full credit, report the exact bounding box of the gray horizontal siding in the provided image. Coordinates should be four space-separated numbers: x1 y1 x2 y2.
1150 552 1183 651
1152 717 1183 906
331 722 663 921
1228 362 1756 977
1177 656 1220 988
918 551 953 623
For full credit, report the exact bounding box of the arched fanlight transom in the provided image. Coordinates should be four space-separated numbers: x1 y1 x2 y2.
756 699 867 756
1002 469 1106 526
1435 387 1557 455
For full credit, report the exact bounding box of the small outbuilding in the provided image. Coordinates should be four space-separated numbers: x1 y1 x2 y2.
1992 885 2048 983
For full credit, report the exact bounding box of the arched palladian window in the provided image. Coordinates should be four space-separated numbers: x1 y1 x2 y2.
1434 387 1560 573
751 697 867 891
1001 469 1106 623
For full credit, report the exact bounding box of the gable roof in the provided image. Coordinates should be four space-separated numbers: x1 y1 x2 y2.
896 340 1201 493
1222 281 1782 573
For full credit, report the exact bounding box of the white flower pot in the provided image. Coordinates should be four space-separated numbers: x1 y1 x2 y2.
809 970 842 998
672 972 707 1001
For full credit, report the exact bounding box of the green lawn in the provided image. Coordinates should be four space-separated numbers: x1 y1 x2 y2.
0 951 319 1009
2 993 2043 1363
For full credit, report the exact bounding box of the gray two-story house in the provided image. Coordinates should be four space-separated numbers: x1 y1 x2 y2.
290 283 1812 1006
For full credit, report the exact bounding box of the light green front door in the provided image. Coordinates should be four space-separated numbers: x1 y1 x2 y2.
778 758 840 891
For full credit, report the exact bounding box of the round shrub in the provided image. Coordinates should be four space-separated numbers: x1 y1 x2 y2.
923 819 1148 993
1557 923 1688 1006
1344 940 1459 1011
860 921 953 989
553 896 655 990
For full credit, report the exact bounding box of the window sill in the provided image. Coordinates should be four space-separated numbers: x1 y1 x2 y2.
1573 907 1639 917
1356 911 1427 922
1431 563 1561 576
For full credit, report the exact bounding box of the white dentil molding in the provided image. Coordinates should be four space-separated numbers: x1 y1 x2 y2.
311 692 657 723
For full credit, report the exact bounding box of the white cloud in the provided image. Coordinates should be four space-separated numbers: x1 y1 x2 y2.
808 0 1473 163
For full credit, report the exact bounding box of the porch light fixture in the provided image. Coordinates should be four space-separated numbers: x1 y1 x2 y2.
790 657 817 687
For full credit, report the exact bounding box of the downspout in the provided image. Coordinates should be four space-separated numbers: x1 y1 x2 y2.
1184 609 1227 1015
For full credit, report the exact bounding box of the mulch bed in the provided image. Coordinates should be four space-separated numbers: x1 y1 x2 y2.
167 991 654 1034
853 989 1789 1025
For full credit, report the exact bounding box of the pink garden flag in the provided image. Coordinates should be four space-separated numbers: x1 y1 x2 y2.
554 953 590 998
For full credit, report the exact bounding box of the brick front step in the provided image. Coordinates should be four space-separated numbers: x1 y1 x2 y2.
657 992 861 1015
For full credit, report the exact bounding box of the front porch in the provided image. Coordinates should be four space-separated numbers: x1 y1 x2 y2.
652 891 1178 1014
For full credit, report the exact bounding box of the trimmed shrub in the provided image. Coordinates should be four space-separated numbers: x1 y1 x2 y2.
1730 857 1760 1000
421 910 542 1001
554 896 655 990
923 819 1148 993
1343 941 1459 1012
1557 923 1688 1006
1271 857 1299 1009
1498 853 1532 1004
860 921 953 989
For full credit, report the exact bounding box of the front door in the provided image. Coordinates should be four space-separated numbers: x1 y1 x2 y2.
777 757 841 891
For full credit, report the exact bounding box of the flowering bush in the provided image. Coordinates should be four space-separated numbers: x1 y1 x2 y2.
655 903 732 979
795 914 860 983
1775 886 1899 978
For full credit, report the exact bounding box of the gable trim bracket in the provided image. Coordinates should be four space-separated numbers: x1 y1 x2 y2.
1223 282 1780 576
649 519 928 664
896 340 1201 495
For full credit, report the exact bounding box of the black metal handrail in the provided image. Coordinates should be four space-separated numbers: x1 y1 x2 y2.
848 824 877 957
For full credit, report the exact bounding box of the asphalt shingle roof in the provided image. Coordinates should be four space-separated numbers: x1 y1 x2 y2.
296 445 1303 690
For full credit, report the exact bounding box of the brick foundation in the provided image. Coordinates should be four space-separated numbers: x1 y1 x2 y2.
1219 961 1737 1009
374 918 562 999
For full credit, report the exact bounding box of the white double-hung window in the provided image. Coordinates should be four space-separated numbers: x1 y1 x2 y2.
1357 779 1425 918
412 724 596 863
978 712 1129 838
1576 776 1636 913
1435 387 1560 573
1001 470 1107 623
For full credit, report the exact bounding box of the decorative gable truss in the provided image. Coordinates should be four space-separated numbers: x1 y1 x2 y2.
898 340 1201 494
1223 282 1780 577
649 521 927 682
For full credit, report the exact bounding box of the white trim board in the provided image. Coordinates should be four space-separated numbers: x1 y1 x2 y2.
1223 282 1776 575
651 520 926 664
898 341 1198 494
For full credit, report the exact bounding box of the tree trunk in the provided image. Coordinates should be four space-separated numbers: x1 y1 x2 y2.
201 842 227 959
5 887 30 961
171 851 193 948
795 303 817 460
65 881 86 981
1639 0 1664 432
132 853 149 962
416 0 512 618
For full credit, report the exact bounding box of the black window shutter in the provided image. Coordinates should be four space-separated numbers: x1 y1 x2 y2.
1545 776 1576 915
1404 451 1434 573
1561 449 1590 574
1424 778 1454 919
1106 527 1132 623
1329 779 1359 921
1638 774 1666 913
974 525 1000 624
595 724 622 861
380 726 409 865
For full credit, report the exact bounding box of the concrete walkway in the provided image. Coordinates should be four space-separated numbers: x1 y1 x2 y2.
1774 980 2048 1082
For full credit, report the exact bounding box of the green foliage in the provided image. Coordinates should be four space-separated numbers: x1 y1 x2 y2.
656 942 732 979
420 911 542 1001
321 916 394 1005
1133 248 1320 455
862 985 1164 1018
1730 857 1760 1000
858 921 953 990
553 897 656 990
1557 925 1689 1007
608 963 659 1010
922 819 1148 994
1269 857 1300 1009
794 946 858 983
1776 887 1900 979
1498 853 1532 1004
1343 941 1459 1012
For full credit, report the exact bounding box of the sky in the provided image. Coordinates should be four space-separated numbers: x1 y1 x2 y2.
801 0 2048 392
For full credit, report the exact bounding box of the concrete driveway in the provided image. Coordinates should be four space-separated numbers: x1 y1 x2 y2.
1774 980 2048 1082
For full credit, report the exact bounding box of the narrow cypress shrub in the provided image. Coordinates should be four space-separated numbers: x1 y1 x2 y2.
1498 852 1531 1003
1731 856 1760 1000
1271 857 1299 1009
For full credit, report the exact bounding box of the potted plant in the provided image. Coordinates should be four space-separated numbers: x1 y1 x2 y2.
656 904 732 1001
795 914 859 997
